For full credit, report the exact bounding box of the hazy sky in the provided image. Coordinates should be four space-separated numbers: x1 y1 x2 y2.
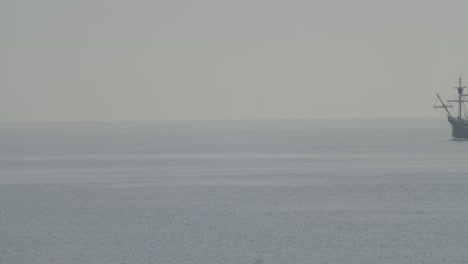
2 0 468 122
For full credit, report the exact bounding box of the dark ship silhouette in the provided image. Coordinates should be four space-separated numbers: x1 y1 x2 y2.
434 77 468 138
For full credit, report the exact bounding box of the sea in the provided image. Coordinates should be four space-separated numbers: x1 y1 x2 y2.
1 117 467 264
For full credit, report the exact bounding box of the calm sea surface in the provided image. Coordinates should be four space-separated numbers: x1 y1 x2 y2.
1 118 467 264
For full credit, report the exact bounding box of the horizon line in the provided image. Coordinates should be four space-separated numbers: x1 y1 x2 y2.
0 115 444 124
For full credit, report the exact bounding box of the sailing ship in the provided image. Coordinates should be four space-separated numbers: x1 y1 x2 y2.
434 77 468 138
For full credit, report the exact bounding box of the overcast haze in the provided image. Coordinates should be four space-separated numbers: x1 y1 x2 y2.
2 0 468 122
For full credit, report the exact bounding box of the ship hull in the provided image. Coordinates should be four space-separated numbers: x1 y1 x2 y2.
448 117 468 138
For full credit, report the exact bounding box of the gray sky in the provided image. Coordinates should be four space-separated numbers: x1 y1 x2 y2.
2 0 468 122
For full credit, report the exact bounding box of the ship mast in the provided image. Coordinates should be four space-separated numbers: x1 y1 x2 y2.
456 77 465 119
447 77 467 119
